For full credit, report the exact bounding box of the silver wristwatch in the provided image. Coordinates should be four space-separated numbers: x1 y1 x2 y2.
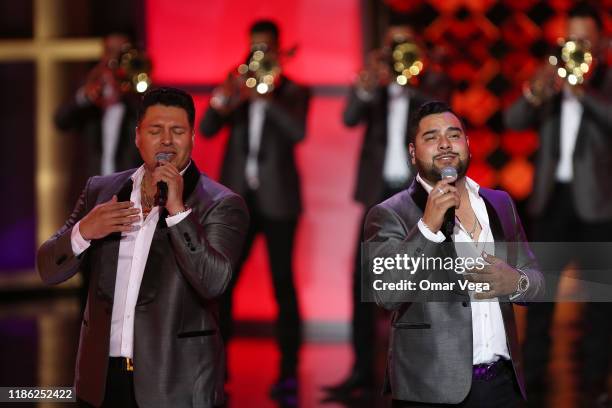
515 268 529 295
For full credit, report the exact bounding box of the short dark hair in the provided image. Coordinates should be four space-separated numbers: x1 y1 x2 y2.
250 19 280 42
568 2 603 30
137 87 195 128
409 101 465 143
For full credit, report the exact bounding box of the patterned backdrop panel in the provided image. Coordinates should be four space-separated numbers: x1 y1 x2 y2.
384 0 611 199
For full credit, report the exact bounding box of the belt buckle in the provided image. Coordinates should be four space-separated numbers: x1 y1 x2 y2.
125 357 134 372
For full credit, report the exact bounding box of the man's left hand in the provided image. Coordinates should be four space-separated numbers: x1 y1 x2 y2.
466 253 520 299
152 161 185 215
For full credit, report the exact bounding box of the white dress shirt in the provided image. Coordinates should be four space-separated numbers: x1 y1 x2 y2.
100 103 126 176
245 99 268 190
556 86 583 182
70 164 192 358
383 83 411 184
415 174 510 365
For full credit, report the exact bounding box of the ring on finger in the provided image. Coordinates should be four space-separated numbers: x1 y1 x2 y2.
437 187 445 195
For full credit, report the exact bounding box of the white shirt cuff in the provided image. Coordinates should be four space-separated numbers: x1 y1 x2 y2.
71 221 91 256
417 219 446 243
166 208 192 227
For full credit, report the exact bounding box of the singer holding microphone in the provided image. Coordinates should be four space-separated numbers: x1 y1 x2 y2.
37 87 249 408
364 102 543 407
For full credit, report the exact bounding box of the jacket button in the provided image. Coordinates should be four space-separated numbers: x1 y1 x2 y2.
462 301 469 307
415 248 422 254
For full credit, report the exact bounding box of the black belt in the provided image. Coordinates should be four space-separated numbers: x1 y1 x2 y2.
472 359 511 381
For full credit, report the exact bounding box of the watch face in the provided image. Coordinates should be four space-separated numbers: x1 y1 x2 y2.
518 275 529 292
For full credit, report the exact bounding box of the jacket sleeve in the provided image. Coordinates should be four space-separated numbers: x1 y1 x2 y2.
199 105 231 138
54 93 98 132
364 204 443 311
265 84 310 143
503 94 542 131
343 86 371 127
580 69 612 134
37 178 92 285
168 194 249 300
505 192 545 303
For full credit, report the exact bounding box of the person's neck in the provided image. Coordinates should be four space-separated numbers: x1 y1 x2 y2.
142 167 157 192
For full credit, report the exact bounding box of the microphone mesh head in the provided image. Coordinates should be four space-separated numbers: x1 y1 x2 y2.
155 152 172 162
441 166 458 180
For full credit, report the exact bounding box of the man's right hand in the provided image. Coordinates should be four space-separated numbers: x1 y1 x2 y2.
526 64 562 105
79 195 140 240
421 178 460 233
210 71 248 114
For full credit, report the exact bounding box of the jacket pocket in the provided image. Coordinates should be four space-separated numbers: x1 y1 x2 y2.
177 329 216 338
392 322 431 329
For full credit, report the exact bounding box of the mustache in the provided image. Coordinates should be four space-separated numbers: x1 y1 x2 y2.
433 152 459 159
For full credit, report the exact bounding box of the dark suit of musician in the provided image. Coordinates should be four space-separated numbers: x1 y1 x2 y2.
365 181 543 405
38 88 249 407
200 75 310 381
504 17 612 399
54 93 142 179
504 65 612 222
346 73 451 209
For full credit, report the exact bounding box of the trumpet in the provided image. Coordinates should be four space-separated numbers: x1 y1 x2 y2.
114 44 153 94
386 35 425 86
237 43 281 95
548 38 593 86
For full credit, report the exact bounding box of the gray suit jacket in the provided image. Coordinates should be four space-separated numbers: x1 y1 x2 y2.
365 181 544 404
37 162 249 407
504 66 612 222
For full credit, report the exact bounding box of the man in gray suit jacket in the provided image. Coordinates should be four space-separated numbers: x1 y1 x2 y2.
504 3 612 405
324 21 453 398
365 102 543 407
37 87 249 407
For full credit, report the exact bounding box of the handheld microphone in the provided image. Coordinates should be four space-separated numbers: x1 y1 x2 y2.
154 152 172 206
440 166 457 239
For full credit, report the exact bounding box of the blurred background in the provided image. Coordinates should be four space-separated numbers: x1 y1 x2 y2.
1 0 611 407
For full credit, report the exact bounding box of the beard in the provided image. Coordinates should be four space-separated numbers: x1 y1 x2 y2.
415 153 470 185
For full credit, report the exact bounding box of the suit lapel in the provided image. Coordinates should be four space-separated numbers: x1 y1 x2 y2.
408 180 428 213
136 162 202 305
480 190 524 384
479 189 521 269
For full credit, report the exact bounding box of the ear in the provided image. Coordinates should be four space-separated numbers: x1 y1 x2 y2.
409 143 416 165
135 126 141 149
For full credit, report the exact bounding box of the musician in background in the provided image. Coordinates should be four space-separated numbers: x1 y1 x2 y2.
55 32 144 180
323 16 451 399
200 19 310 402
504 3 612 406
55 32 147 311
